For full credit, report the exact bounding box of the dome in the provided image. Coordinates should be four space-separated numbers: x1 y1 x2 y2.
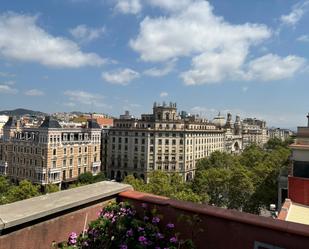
212 113 226 127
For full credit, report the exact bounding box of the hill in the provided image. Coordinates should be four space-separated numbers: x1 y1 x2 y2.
0 108 47 117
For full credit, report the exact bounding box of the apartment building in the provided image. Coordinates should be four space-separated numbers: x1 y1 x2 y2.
212 112 269 153
104 102 225 181
242 118 269 148
0 116 101 187
288 113 309 205
269 128 294 141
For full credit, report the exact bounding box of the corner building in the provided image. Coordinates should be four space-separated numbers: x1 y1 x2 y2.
0 117 101 187
105 102 225 181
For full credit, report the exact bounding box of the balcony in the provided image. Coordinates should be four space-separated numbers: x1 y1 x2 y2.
34 167 47 174
0 182 308 249
92 161 101 168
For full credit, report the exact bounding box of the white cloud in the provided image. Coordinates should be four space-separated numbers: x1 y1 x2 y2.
0 84 17 94
144 60 175 77
1 80 15 85
181 47 247 85
182 52 306 85
102 68 140 85
159 91 168 97
245 54 306 81
190 106 218 118
280 1 309 26
0 12 105 68
147 0 192 12
0 71 15 77
130 1 307 85
64 90 109 108
24 89 44 96
69 24 105 43
130 1 271 62
64 102 76 107
297 34 309 42
115 0 142 14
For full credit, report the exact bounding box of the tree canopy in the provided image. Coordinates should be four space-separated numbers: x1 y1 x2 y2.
125 138 291 215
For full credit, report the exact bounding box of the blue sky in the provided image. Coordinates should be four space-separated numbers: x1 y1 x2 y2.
0 0 308 128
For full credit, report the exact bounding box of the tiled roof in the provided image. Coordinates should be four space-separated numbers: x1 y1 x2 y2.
39 116 61 128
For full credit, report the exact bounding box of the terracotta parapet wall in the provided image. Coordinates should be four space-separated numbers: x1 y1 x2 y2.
119 190 309 249
278 199 291 221
0 181 133 249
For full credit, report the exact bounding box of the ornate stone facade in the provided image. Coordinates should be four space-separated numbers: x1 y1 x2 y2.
0 117 101 186
104 102 225 181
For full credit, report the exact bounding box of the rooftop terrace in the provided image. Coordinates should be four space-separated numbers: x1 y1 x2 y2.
0 181 308 249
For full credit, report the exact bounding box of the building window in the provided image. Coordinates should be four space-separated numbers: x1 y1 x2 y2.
52 160 56 168
70 147 73 154
64 148 66 154
69 169 72 178
53 149 57 155
70 159 73 166
78 168 81 175
79 147 82 153
62 170 66 180
63 159 66 167
84 147 87 153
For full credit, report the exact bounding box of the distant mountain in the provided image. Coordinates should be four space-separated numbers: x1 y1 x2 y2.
0 108 47 117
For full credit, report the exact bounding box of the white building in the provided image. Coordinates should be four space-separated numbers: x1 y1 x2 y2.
104 102 225 181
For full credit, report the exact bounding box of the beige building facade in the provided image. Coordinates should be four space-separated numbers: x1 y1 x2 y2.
0 117 101 186
104 103 225 181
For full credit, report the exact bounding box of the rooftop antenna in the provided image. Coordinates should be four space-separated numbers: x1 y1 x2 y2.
91 101 94 116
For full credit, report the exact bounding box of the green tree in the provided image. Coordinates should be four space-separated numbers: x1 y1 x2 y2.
5 180 40 203
0 176 11 204
196 151 236 170
77 172 94 184
227 166 254 210
240 145 266 169
200 167 230 207
44 184 59 194
123 175 147 192
93 172 106 182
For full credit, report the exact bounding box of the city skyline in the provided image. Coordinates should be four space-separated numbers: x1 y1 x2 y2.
0 0 309 128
